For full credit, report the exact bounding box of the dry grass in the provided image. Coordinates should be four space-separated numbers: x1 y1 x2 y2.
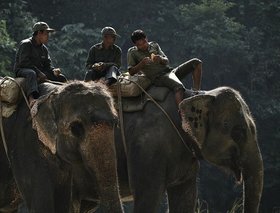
195 198 243 213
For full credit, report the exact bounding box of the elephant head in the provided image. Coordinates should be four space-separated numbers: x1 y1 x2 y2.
32 81 123 212
179 86 263 213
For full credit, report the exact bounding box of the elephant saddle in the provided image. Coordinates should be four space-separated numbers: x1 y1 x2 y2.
108 73 171 112
108 73 152 97
0 77 26 118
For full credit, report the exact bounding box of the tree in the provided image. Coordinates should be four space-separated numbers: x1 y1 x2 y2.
48 23 101 79
0 20 15 76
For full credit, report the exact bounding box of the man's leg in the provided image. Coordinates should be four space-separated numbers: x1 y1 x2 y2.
105 66 120 86
154 73 185 107
16 68 39 105
173 58 202 90
84 70 93 82
55 74 67 83
175 88 185 106
192 62 202 90
45 71 67 83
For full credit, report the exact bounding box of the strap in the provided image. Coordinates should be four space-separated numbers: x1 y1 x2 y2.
116 76 127 155
0 76 30 166
117 75 195 156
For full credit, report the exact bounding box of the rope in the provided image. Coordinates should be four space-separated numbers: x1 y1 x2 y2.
0 77 62 166
116 77 127 155
0 76 29 166
117 75 195 155
0 95 11 165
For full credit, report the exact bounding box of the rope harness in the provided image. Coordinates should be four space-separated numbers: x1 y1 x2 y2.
0 77 64 166
0 76 31 166
116 74 195 156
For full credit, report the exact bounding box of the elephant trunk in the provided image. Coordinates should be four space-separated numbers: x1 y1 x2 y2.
80 123 123 213
242 138 263 213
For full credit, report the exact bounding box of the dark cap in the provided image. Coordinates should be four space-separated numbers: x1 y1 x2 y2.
101 27 120 37
33 22 55 32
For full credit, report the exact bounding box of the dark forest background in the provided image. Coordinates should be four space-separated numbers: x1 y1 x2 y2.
1 0 279 212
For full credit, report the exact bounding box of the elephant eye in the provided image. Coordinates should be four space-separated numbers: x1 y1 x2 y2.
69 121 85 139
223 121 229 129
231 125 247 144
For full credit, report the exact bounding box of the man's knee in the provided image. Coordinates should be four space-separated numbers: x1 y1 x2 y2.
189 58 202 70
57 74 67 83
107 66 120 75
17 68 37 78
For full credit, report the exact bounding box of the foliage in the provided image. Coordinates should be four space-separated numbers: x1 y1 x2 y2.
0 0 36 76
174 0 250 89
48 23 101 79
0 0 37 43
0 20 15 76
2 0 280 211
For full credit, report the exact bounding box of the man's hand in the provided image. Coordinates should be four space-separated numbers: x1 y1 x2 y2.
53 68 61 76
140 57 152 66
92 62 104 71
129 57 152 76
37 71 47 83
151 54 162 63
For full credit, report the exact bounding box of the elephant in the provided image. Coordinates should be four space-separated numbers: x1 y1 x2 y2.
179 86 263 213
111 79 263 212
0 80 123 213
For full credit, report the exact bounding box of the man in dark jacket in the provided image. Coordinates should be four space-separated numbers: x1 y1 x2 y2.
14 21 67 106
84 26 121 86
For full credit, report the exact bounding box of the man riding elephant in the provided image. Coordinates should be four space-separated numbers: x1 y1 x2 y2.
127 29 202 106
13 21 67 106
84 26 122 86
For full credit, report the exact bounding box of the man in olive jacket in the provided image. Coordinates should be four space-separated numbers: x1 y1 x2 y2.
127 29 202 106
14 21 67 106
84 27 121 86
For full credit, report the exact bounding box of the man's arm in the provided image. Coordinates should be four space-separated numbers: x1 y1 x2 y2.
17 42 44 75
127 48 151 76
86 47 96 69
17 42 34 69
152 43 169 65
128 57 151 75
104 47 122 69
44 47 55 74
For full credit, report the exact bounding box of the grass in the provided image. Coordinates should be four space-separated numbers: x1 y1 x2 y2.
196 198 243 213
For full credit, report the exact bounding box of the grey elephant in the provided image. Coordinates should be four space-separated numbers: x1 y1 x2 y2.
112 66 263 211
69 61 263 213
0 81 123 213
179 86 263 213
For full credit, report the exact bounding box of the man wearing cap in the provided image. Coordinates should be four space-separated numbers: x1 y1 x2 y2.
84 26 121 86
14 21 67 106
127 29 202 107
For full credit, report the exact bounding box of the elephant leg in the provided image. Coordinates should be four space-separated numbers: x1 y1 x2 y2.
129 162 166 213
167 174 197 213
132 183 165 213
10 139 56 212
16 171 55 213
54 173 72 213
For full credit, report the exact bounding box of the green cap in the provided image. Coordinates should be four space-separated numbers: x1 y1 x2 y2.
101 27 120 37
33 22 55 32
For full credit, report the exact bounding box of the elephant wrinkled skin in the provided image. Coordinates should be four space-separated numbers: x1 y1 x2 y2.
180 86 263 213
0 81 123 213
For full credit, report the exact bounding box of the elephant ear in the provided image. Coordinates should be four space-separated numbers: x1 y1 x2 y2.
32 93 58 154
179 94 215 147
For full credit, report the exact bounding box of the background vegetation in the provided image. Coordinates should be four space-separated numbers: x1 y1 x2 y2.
1 0 279 212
